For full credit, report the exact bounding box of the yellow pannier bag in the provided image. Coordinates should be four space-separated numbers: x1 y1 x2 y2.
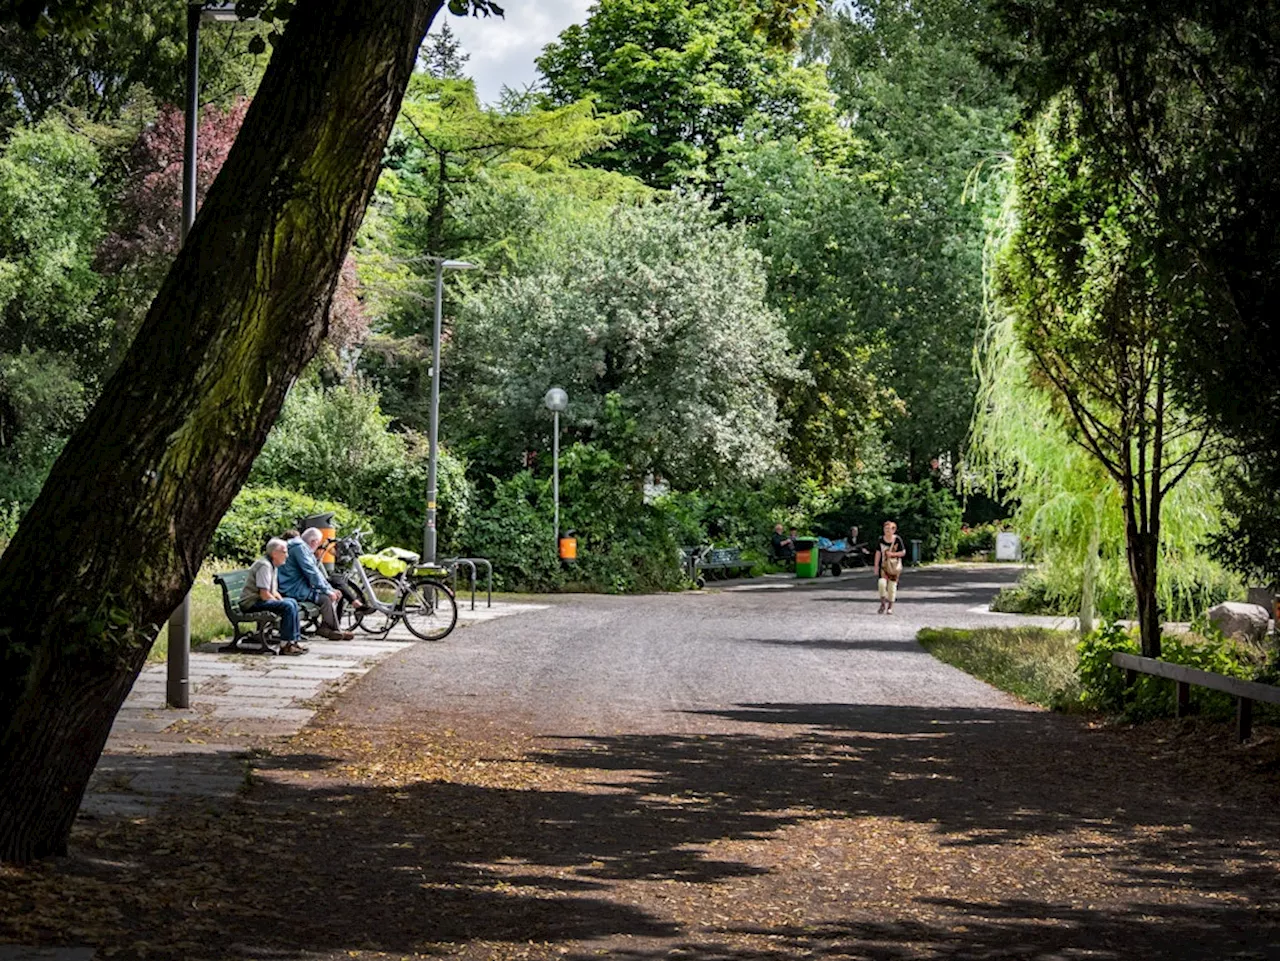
359 554 405 577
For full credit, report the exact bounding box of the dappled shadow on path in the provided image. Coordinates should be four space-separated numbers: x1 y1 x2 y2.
9 701 1278 960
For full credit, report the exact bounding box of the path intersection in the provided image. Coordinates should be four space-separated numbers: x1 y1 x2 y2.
5 565 1277 960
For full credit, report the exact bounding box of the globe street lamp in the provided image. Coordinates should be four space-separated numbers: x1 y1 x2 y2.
167 1 255 710
544 387 568 550
423 258 476 563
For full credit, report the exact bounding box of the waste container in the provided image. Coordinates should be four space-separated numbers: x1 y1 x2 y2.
559 530 578 562
910 539 922 566
300 511 338 569
794 537 820 578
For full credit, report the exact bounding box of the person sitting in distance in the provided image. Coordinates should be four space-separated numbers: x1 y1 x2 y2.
279 527 355 640
240 538 306 655
771 523 795 561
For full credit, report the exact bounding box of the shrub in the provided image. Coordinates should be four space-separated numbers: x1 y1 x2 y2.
250 377 471 553
464 471 562 592
957 522 1000 557
464 443 686 594
1076 621 1258 720
211 485 375 564
814 479 962 562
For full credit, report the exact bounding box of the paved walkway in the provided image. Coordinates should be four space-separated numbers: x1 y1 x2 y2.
81 601 547 820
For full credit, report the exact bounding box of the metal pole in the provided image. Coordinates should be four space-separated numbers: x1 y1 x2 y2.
424 259 444 563
166 3 201 711
553 410 560 550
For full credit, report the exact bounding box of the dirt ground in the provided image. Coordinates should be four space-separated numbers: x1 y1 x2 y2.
3 703 1279 961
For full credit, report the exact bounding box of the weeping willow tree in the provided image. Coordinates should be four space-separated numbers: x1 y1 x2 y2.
969 299 1231 632
968 136 1234 641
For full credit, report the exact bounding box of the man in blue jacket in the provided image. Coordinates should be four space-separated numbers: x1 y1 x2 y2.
279 528 354 640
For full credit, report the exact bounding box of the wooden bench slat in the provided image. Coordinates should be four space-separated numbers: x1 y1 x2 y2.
1111 653 1280 705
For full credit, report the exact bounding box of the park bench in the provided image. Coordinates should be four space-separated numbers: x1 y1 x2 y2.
213 569 320 654
682 546 754 588
1112 652 1280 742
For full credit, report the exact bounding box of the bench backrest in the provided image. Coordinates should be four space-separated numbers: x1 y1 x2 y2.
213 569 253 617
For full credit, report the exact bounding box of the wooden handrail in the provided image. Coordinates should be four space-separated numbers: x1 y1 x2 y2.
1111 652 1280 742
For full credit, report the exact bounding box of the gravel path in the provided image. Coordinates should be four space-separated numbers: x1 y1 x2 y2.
337 564 1044 734
8 564 1278 961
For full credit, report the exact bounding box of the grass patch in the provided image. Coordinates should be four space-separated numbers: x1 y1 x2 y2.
148 563 235 663
917 626 1083 711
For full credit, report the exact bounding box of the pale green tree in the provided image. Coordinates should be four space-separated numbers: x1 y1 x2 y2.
450 197 800 486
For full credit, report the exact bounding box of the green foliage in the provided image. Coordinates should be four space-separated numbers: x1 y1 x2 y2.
0 1 267 127
450 196 799 487
992 1 1280 584
974 101 1229 648
0 117 103 508
210 485 374 565
991 555 1240 623
464 444 688 593
918 626 1083 711
463 471 562 592
558 444 685 593
1076 622 1259 721
956 523 1000 557
249 377 472 553
537 0 844 187
811 479 962 562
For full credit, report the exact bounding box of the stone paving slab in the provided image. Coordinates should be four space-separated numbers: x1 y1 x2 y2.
82 600 547 822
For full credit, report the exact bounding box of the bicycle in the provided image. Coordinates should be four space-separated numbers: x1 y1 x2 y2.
328 530 459 641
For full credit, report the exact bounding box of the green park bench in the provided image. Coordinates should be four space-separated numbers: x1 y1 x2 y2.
682 546 754 588
213 569 320 654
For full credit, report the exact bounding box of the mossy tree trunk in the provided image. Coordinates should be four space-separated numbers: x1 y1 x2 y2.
0 0 445 864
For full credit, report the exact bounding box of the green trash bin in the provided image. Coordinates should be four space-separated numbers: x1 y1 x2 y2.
794 537 820 578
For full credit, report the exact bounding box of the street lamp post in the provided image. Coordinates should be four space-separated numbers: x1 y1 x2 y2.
423 258 476 563
166 1 252 710
543 387 568 549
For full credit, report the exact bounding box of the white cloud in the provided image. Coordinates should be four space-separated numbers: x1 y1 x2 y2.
440 1 592 104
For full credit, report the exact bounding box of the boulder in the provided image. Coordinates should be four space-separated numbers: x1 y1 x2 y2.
1207 601 1271 643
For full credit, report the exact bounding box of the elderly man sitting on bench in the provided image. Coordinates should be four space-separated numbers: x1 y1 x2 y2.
241 538 307 656
280 527 355 640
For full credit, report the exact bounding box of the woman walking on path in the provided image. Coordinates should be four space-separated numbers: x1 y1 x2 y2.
874 520 907 614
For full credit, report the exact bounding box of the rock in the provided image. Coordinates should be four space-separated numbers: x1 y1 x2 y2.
1207 601 1271 643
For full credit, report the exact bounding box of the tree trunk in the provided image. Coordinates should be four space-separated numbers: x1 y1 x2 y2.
1126 525 1161 658
0 0 444 864
1079 518 1100 636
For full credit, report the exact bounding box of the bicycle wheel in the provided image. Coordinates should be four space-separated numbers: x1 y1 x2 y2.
356 576 401 635
397 580 458 641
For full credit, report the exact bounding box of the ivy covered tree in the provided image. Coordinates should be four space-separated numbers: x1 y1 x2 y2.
0 0 502 864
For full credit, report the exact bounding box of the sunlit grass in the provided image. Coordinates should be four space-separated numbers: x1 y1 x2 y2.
148 562 237 663
918 626 1083 711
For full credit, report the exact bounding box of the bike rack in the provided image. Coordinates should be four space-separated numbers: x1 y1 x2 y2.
443 557 492 610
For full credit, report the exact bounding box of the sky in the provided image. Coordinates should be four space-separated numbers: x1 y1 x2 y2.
441 1 594 104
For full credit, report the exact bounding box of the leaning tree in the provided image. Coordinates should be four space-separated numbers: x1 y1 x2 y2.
0 0 499 864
